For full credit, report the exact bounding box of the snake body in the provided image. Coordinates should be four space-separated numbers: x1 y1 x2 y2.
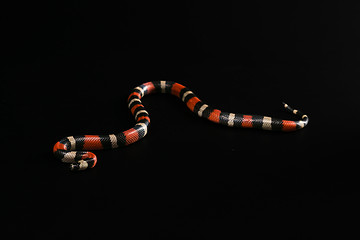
53 81 309 171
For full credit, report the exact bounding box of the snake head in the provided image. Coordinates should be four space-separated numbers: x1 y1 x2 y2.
69 159 94 171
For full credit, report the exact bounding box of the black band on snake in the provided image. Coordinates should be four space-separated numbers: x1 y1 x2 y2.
53 81 309 171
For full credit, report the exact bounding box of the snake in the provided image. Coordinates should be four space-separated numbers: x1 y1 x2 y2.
53 81 309 171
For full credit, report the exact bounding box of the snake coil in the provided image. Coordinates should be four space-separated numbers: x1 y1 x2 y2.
53 81 309 171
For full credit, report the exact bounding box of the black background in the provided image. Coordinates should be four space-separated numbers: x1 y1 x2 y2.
2 1 360 238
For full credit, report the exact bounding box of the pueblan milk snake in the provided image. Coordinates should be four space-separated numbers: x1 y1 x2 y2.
53 81 309 171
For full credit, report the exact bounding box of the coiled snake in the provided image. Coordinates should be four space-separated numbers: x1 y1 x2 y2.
53 81 309 171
